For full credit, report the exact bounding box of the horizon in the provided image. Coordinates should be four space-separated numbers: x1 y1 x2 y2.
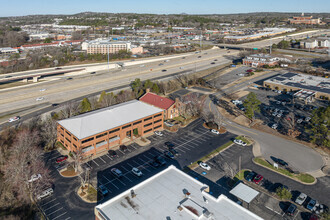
1 0 330 17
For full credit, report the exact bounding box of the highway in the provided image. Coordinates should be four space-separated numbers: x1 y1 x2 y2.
0 48 238 123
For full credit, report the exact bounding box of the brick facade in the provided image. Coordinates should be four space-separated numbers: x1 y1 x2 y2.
57 112 163 157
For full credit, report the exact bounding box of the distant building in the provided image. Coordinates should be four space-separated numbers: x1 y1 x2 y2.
224 28 295 42
57 100 163 158
0 47 19 55
84 39 143 55
28 33 51 41
140 89 183 119
300 37 330 49
19 40 82 50
263 72 330 101
289 13 321 25
95 165 263 220
243 54 279 67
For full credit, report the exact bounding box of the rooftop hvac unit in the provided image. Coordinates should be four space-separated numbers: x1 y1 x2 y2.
203 210 213 219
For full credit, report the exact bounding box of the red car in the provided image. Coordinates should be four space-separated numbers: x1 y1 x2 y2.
56 155 68 163
253 174 263 184
246 69 254 73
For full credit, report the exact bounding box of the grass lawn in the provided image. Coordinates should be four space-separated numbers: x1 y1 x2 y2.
188 141 233 169
86 186 98 201
253 157 315 184
60 165 78 177
234 169 250 181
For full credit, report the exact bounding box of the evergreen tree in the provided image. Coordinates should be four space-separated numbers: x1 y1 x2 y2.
80 98 91 112
243 92 261 120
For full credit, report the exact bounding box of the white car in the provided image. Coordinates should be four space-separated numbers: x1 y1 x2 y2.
234 139 247 146
28 174 42 183
154 131 163 136
297 119 303 124
164 121 174 127
199 162 211 170
271 124 278 129
277 113 282 118
305 117 311 122
272 112 277 116
36 188 53 200
8 116 20 122
211 129 219 135
36 97 44 101
132 167 143 177
39 88 46 92
295 193 307 205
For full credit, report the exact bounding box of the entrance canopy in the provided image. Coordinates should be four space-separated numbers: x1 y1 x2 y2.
230 182 259 203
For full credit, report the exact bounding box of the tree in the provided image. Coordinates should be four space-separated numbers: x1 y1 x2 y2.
99 91 107 103
243 92 261 120
44 38 52 43
143 79 153 90
151 83 160 94
276 187 292 200
130 78 143 98
80 98 91 112
277 40 290 49
3 129 52 203
223 162 238 179
306 106 330 148
60 101 80 119
100 92 115 108
41 116 58 151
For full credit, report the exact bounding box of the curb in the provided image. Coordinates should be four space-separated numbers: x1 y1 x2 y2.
252 158 317 185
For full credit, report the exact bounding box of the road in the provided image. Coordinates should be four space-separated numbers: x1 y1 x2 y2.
0 48 237 120
204 70 324 174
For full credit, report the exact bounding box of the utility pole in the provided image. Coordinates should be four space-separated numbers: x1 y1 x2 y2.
107 44 110 72
239 156 241 179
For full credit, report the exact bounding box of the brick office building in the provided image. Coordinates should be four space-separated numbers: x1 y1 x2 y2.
139 89 184 119
57 100 163 157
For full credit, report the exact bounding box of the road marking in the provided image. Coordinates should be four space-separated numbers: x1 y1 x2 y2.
44 203 60 211
98 156 106 164
52 212 68 220
85 162 92 168
118 149 125 154
92 159 99 166
293 210 300 219
229 123 259 136
116 177 126 186
47 207 63 216
122 174 133 182
130 144 137 150
265 206 282 216
105 154 113 160
64 217 71 220
41 198 57 207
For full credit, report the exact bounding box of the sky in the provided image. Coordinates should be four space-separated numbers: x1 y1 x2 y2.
0 0 329 17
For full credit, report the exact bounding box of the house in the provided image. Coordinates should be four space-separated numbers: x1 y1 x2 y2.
139 89 183 119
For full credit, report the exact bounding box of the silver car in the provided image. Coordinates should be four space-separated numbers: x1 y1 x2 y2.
295 193 307 205
37 188 53 200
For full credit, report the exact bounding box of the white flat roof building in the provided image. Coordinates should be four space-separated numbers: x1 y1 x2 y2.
58 100 162 140
95 165 263 220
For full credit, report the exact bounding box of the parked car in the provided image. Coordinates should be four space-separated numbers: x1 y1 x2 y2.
253 174 263 184
28 174 42 183
286 203 297 216
199 162 211 170
271 124 278 129
164 150 175 159
234 139 247 146
56 155 68 163
119 145 128 152
164 121 174 127
246 69 254 73
154 130 163 136
150 160 160 168
169 148 179 156
295 193 307 205
165 142 175 148
155 156 166 166
297 119 303 124
132 167 143 177
245 171 256 181
111 168 123 177
211 129 219 135
36 188 53 200
108 150 119 158
36 97 44 101
306 199 317 211
305 117 311 122
8 116 20 123
99 185 109 195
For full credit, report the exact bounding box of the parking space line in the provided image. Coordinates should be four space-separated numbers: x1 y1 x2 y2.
41 198 57 207
120 165 130 172
85 162 92 168
130 144 137 150
104 178 119 189
116 178 126 186
52 212 68 220
105 154 113 160
92 159 99 166
191 139 203 144
122 174 133 182
47 207 63 216
98 156 106 164
44 203 60 212
64 217 71 220
118 150 125 154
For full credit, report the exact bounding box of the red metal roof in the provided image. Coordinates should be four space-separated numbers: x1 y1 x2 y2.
140 92 175 110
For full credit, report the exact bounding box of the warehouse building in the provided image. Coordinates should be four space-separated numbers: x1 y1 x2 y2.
95 165 263 220
57 100 163 157
263 73 330 101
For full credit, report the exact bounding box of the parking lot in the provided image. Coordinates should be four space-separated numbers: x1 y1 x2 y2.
39 118 236 219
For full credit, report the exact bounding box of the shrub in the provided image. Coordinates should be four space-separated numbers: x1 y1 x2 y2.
276 187 292 200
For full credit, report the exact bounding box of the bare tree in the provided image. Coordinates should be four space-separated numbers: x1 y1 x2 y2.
60 101 80 119
89 96 99 111
3 129 52 203
72 148 84 173
100 92 116 108
223 162 238 179
41 116 58 151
